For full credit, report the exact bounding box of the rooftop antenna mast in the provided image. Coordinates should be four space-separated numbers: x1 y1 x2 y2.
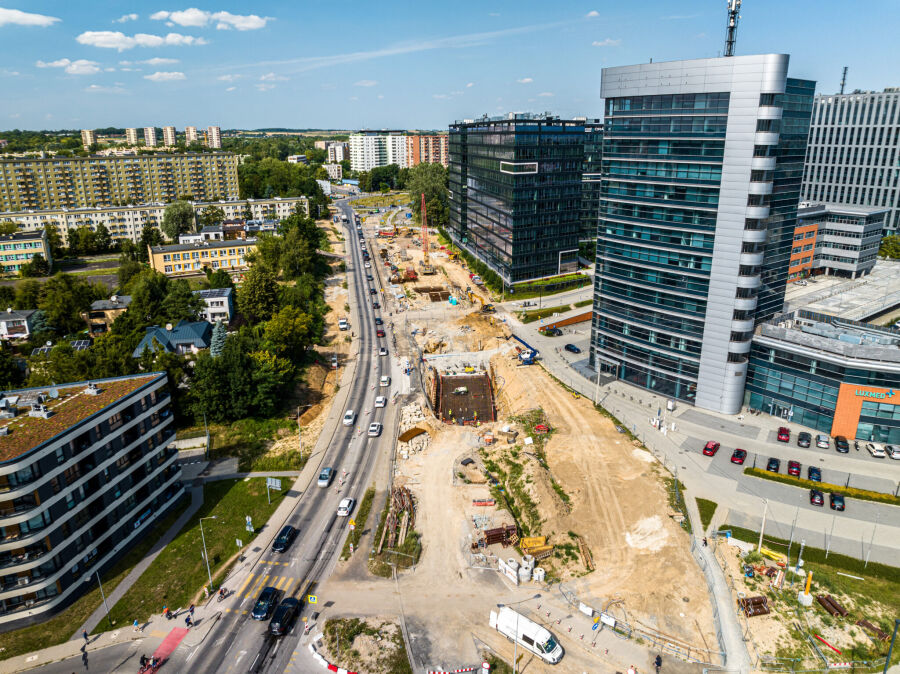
724 0 742 57
839 66 848 94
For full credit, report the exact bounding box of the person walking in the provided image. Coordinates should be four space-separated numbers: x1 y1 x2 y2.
82 630 89 645
185 614 193 628
188 604 195 617
133 618 141 632
655 654 663 673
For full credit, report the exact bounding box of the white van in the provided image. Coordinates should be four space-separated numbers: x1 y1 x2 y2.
489 607 563 665
379 375 391 388
338 318 349 331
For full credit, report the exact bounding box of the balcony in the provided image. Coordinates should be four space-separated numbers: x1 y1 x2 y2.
739 251 765 266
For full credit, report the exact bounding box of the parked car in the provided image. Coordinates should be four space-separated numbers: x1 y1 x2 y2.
766 457 781 473
342 409 356 426
702 441 720 457
337 497 356 517
866 443 887 458
834 435 850 452
787 460 801 476
369 288 377 295
368 422 382 437
885 445 900 460
815 434 830 449
564 344 581 354
374 395 387 408
807 466 822 482
366 274 373 281
809 489 824 506
317 467 334 488
251 587 280 621
797 432 812 448
269 598 300 636
730 449 748 465
829 493 845 511
777 427 790 442
272 525 297 553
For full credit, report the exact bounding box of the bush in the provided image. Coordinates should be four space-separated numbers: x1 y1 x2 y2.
743 467 900 506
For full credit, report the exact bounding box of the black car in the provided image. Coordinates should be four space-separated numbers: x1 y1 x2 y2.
834 435 850 453
829 493 845 511
251 587 280 621
564 344 581 354
370 288 377 295
272 525 297 553
269 598 301 636
373 302 380 309
375 317 383 325
766 457 780 473
807 466 822 482
797 432 812 448
366 274 373 281
809 489 824 506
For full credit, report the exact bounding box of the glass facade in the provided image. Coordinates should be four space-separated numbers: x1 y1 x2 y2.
448 115 585 284
580 121 604 242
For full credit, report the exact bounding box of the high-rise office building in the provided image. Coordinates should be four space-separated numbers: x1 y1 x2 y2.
448 114 585 284
143 127 157 147
206 126 222 149
162 126 176 147
580 119 604 242
801 87 900 233
185 126 199 144
80 130 96 149
589 55 814 414
406 135 450 167
125 128 139 145
0 154 239 211
349 131 407 171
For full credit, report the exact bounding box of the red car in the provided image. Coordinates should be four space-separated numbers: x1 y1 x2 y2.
787 460 801 476
376 329 385 337
702 441 720 457
777 427 790 442
730 449 747 465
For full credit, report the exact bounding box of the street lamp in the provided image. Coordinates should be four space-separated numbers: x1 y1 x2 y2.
497 593 541 673
199 516 217 592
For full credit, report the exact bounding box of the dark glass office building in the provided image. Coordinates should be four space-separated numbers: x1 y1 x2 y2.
448 114 586 284
581 120 604 242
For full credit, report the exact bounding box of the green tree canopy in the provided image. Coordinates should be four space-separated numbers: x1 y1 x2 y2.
37 273 99 335
407 163 449 227
205 267 235 290
236 265 279 324
19 253 50 278
198 205 225 228
879 235 900 259
0 221 19 235
161 200 196 241
263 305 314 361
113 270 202 336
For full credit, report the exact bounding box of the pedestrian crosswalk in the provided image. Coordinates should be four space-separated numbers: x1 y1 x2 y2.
234 570 299 601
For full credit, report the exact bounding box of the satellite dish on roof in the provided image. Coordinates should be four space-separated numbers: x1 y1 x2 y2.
48 388 59 400
45 340 52 347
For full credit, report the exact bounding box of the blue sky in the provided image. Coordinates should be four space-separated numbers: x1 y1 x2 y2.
0 1 897 130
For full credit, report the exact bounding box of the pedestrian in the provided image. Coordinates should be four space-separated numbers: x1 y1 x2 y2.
133 618 141 632
82 630 89 644
189 604 195 617
185 615 192 628
702 537 708 547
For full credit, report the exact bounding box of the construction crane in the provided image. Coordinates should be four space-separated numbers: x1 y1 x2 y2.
724 0 741 57
420 192 435 275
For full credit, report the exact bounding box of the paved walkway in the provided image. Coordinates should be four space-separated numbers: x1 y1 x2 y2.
73 485 205 639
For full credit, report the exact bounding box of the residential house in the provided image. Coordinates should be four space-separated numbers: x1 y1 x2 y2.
132 320 213 358
85 295 131 334
0 309 36 339
193 288 233 323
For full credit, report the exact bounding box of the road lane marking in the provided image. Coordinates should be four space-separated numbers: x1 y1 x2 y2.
236 572 255 598
246 573 269 599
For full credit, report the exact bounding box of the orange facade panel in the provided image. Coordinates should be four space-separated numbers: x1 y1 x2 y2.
830 383 900 439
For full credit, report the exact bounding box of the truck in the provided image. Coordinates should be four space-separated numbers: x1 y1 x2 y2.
489 607 563 665
511 334 539 365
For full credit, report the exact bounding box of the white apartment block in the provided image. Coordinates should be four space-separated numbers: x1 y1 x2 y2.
324 163 343 181
327 142 349 163
349 131 407 172
2 197 309 246
125 128 140 145
80 130 96 149
185 126 199 144
207 126 222 149
143 127 157 147
162 126 176 147
314 140 327 150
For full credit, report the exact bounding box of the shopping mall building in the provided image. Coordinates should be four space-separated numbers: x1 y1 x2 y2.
746 310 900 444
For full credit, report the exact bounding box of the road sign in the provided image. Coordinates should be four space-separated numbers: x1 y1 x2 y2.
307 595 317 604
236 538 242 548
592 621 599 631
348 519 356 527
245 516 253 533
266 477 282 490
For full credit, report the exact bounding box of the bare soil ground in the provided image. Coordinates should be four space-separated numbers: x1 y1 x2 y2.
320 616 410 674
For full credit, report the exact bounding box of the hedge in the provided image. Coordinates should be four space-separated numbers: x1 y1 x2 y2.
743 467 900 506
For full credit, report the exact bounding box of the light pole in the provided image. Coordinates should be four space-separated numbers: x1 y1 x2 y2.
199 516 217 592
497 593 541 673
87 570 113 628
884 619 900 674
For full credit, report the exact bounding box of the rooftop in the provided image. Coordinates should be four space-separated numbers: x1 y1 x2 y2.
797 202 890 218
783 260 900 321
193 288 232 299
149 239 256 254
0 232 44 243
90 295 131 311
0 309 35 322
0 373 162 464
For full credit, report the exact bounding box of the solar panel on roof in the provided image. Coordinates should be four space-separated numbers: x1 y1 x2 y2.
31 346 52 356
70 340 92 351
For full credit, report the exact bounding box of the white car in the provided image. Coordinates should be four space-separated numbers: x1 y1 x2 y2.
380 375 391 387
368 422 382 437
374 396 387 408
885 445 900 459
342 409 356 426
865 442 887 458
378 347 388 357
337 498 356 517
364 262 371 268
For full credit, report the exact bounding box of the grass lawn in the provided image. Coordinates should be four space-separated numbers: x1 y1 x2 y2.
98 478 286 629
0 497 188 662
696 497 718 531
352 193 410 209
520 304 571 323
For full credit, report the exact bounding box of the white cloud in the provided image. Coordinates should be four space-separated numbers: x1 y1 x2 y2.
592 38 621 47
143 70 186 81
0 8 60 27
377 94 383 99
255 82 275 91
516 77 533 84
586 10 599 17
142 57 179 65
151 9 270 31
85 83 127 93
259 72 287 81
76 31 208 51
36 58 102 75
354 79 377 87
116 13 139 23
104 67 116 72
432 94 449 100
466 82 474 88
348 96 358 101
0 67 20 77
217 73 242 81
538 92 554 97
121 67 140 72
225 86 236 91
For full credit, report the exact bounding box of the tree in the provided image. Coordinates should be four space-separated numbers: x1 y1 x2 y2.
242 203 254 221
407 163 449 227
263 305 314 361
113 270 201 336
139 224 164 261
0 344 23 389
210 320 226 357
236 266 279 324
43 222 64 259
161 200 196 241
94 223 113 252
14 280 42 309
37 273 97 334
198 205 225 228
0 285 14 309
880 235 900 259
205 267 234 290
0 221 19 235
117 259 144 291
19 253 50 277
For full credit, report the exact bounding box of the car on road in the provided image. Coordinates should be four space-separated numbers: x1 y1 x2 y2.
380 375 391 387
376 328 385 337
834 435 850 453
702 441 720 457
368 422 382 437
797 432 812 448
809 489 824 506
866 443 887 458
366 274 373 280
374 395 387 408
766 457 781 473
317 467 334 488
787 460 801 476
829 493 845 511
251 586 280 621
337 497 356 517
886 444 900 460
370 288 377 295
777 427 790 442
816 434 830 449
364 262 371 268
342 409 356 426
563 343 581 354
373 302 381 309
272 525 297 553
375 317 383 325
269 598 301 636
378 347 388 356
730 449 747 465
807 466 822 482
